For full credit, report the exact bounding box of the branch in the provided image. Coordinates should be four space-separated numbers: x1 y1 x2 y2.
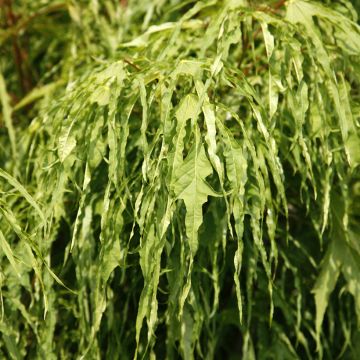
3 0 32 95
1 3 67 42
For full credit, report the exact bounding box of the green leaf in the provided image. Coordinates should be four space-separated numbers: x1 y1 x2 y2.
58 122 77 163
0 72 17 159
0 230 21 277
313 241 340 351
0 169 45 222
172 140 217 254
223 133 248 323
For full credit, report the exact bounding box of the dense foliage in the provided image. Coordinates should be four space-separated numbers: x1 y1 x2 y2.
1 0 360 358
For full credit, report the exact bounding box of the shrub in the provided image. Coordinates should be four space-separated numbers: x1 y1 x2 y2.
1 0 360 358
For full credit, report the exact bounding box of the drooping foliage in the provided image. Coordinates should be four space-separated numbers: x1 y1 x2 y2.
1 0 360 358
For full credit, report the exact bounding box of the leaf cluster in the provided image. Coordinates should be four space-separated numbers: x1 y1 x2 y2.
1 0 360 359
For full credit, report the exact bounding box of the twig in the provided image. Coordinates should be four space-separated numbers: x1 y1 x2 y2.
273 0 286 10
239 0 287 70
124 58 141 71
255 0 286 15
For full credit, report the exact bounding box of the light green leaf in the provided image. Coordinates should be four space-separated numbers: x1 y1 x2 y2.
260 22 274 60
58 123 77 163
13 81 62 111
0 169 45 222
0 230 21 277
172 141 217 254
0 72 17 159
223 133 247 323
89 85 111 106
